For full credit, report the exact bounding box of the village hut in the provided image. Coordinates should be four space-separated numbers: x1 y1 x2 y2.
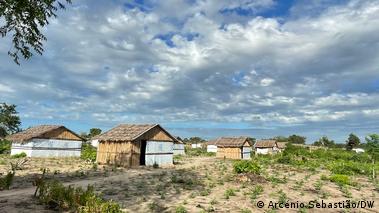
254 140 279 154
95 124 177 167
206 139 218 153
173 137 185 155
6 125 83 157
214 137 252 160
276 142 287 152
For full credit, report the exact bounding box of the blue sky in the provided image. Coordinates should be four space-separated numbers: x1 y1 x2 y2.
1 0 379 143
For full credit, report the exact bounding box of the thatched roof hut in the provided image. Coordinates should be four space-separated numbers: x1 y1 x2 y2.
6 125 83 157
95 124 177 167
254 139 279 154
214 137 252 160
276 142 287 150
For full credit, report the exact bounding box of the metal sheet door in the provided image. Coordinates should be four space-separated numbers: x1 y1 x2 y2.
145 141 173 166
242 147 251 159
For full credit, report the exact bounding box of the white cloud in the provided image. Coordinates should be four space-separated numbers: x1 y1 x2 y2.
260 78 275 86
0 0 379 141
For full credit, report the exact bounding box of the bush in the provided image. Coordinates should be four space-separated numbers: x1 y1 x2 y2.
175 205 187 213
328 161 371 176
36 179 122 212
0 140 11 154
11 152 27 158
81 143 97 162
233 160 261 175
329 174 354 186
186 148 215 157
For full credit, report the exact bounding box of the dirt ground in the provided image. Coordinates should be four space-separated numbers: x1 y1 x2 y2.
0 156 378 213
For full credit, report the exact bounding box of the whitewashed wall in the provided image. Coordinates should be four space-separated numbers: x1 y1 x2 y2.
11 138 82 157
91 139 99 147
255 148 270 155
207 145 217 153
145 141 173 166
242 147 251 159
173 144 185 155
191 144 202 148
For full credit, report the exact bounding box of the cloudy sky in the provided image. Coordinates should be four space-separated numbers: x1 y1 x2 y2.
1 0 379 143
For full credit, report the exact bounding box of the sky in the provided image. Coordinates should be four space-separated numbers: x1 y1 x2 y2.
1 0 379 143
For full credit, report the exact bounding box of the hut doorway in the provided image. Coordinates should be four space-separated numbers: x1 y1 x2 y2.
140 140 147 165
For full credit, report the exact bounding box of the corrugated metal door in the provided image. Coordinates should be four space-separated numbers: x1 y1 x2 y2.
145 141 173 166
242 147 251 159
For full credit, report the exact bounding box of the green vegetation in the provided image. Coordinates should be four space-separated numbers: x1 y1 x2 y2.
35 179 121 212
0 159 27 190
0 103 21 138
313 136 335 147
11 152 27 158
346 133 360 150
250 184 264 201
0 140 11 154
233 160 261 174
81 143 97 162
175 205 187 213
224 188 236 199
329 174 355 186
275 143 379 178
186 148 215 157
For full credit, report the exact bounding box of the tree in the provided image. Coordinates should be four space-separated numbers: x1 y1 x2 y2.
365 134 379 179
0 103 21 138
89 128 101 138
0 0 71 65
313 136 335 147
274 136 288 142
288 135 306 144
346 133 360 150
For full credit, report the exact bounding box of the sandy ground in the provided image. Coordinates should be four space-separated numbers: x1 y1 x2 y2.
0 156 378 213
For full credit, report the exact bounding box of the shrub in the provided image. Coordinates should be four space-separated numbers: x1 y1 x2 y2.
329 174 354 186
277 155 292 164
11 152 27 158
224 188 236 199
175 205 187 213
0 171 15 190
0 140 11 154
35 179 121 212
186 148 215 157
233 160 261 175
250 185 264 201
81 143 97 162
0 159 27 190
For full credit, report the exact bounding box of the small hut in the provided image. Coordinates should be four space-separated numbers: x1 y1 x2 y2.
214 137 252 160
6 125 83 157
254 140 278 154
173 137 185 155
276 142 287 152
206 139 218 153
95 124 176 167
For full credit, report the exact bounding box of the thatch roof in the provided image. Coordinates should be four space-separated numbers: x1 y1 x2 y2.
94 124 176 142
210 137 251 147
277 142 287 149
174 136 184 144
206 139 218 145
6 125 82 143
255 140 277 148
